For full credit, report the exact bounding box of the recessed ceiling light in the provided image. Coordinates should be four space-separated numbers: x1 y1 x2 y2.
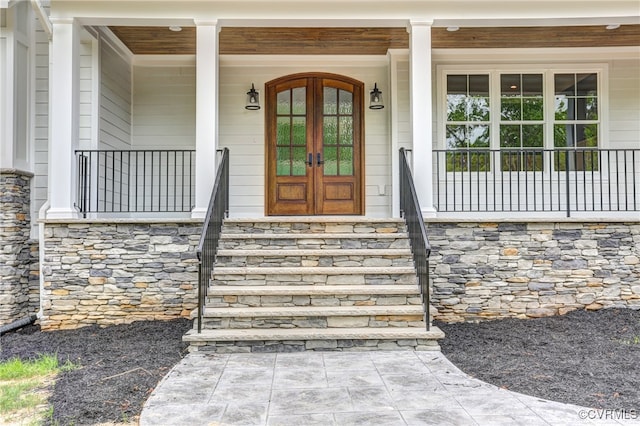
606 24 620 30
169 26 182 32
446 26 460 32
510 85 518 89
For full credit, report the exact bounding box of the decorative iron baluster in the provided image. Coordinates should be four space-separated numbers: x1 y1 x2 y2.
196 148 230 333
399 148 431 331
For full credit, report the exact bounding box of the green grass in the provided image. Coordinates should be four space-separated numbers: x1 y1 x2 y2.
0 354 74 380
0 380 42 412
0 354 76 425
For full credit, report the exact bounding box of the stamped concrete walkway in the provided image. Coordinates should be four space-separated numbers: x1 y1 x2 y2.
140 351 633 426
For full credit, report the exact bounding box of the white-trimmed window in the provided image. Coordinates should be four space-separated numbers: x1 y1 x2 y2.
440 66 602 173
553 73 599 171
445 74 490 171
500 73 544 171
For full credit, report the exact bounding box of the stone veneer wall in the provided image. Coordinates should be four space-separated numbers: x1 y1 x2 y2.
40 220 201 330
428 220 640 323
0 170 39 326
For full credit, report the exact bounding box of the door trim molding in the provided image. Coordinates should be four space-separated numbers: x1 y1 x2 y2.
264 72 365 216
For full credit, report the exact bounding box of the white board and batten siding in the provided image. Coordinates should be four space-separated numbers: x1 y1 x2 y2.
132 65 195 149
32 19 50 234
99 41 131 150
609 58 640 150
130 65 196 214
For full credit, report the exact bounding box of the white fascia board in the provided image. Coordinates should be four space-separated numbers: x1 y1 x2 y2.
432 16 640 28
29 0 53 39
433 47 640 63
93 26 133 63
50 1 640 25
219 54 389 68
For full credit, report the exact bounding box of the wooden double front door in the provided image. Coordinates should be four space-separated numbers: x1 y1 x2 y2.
266 73 364 215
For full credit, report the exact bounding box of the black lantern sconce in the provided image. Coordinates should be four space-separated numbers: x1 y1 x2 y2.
245 83 261 110
369 83 384 109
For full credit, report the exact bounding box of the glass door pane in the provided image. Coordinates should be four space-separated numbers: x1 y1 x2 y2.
276 88 307 176
323 87 354 176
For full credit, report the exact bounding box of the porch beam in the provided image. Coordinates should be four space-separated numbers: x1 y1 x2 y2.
192 21 220 219
47 18 80 219
408 20 436 216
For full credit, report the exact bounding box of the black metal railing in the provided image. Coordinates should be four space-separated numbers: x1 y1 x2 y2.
434 148 639 216
196 148 229 333
75 150 196 215
399 148 431 331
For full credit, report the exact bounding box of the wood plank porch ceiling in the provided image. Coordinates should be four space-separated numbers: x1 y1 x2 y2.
109 25 640 55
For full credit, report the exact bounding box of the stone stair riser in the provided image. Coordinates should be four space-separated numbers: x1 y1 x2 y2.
211 274 418 286
200 315 425 329
222 222 406 234
187 339 440 353
220 238 410 250
215 255 414 268
206 294 423 308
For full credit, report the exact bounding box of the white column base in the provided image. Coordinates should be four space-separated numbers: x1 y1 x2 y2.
45 207 79 219
191 208 208 220
421 207 438 218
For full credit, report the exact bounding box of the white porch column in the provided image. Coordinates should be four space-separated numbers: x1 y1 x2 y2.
46 18 79 219
192 21 219 219
388 49 404 218
408 20 436 216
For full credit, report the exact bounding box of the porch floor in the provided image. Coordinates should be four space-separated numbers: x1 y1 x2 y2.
140 350 594 425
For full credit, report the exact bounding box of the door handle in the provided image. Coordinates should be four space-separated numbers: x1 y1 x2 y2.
307 153 313 167
316 153 324 166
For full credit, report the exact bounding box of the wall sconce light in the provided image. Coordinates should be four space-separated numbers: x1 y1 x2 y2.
369 83 384 110
245 83 261 110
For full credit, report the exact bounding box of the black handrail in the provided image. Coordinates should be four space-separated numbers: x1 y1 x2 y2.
399 148 431 331
196 148 230 333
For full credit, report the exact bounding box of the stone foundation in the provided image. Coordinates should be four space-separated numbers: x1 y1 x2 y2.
40 220 201 330
428 220 640 322
0 170 38 326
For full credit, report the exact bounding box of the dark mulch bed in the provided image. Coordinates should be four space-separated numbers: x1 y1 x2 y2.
437 308 640 410
0 309 638 424
0 318 192 425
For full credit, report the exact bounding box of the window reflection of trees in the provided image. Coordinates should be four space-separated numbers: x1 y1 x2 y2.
444 72 599 173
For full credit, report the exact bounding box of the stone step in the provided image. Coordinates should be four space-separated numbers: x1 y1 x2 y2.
219 233 410 250
183 326 444 353
200 305 426 329
207 284 420 296
214 266 416 275
205 285 422 308
217 249 411 256
222 217 405 235
187 217 442 353
212 266 418 286
215 249 413 268
185 326 443 342
204 304 425 318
